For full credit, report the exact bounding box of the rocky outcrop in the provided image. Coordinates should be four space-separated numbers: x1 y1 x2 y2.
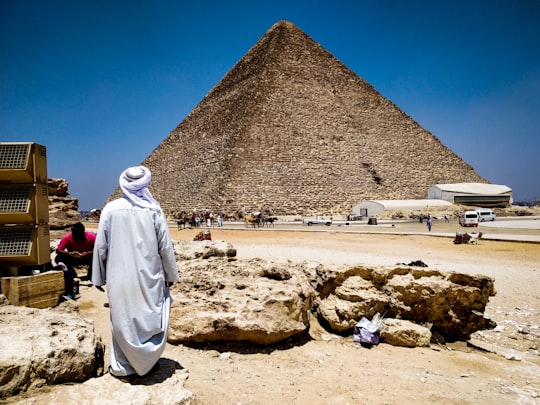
48 178 80 230
169 241 496 345
311 265 496 340
48 178 69 197
169 257 316 345
0 239 497 402
0 299 105 399
0 295 193 403
173 240 237 261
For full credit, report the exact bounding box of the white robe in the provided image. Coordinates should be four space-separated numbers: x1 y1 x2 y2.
92 197 179 377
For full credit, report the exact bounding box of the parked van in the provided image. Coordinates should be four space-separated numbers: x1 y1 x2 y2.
476 208 496 222
459 211 479 227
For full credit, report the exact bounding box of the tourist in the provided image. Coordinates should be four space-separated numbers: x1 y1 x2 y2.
55 221 96 292
92 166 179 378
205 208 212 227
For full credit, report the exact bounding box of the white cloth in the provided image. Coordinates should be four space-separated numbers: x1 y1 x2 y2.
119 166 161 210
92 197 179 377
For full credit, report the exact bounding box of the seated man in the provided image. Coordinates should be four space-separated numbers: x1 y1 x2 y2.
55 222 96 289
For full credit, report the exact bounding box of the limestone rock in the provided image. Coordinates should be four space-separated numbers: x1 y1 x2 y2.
168 258 316 345
314 266 496 340
0 300 105 399
174 240 237 261
48 178 69 197
380 318 432 347
48 178 81 230
169 242 496 344
48 196 81 230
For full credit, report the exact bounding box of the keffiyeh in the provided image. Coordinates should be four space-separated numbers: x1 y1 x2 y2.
119 166 161 210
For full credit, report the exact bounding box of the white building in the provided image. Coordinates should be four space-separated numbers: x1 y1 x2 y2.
352 199 452 217
427 183 512 207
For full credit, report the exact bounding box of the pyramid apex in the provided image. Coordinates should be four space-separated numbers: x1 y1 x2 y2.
270 20 297 29
266 20 304 34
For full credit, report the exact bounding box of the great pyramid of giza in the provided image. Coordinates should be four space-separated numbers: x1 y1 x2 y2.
107 20 487 218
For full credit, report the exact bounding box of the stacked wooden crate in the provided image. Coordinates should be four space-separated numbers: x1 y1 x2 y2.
1 271 64 308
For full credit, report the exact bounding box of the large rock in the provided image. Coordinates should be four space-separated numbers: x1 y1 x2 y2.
169 257 316 345
48 178 69 197
173 240 237 260
313 265 496 340
0 299 105 399
48 178 81 230
379 318 432 347
48 196 81 230
169 243 495 345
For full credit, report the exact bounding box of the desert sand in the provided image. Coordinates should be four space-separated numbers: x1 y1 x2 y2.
71 220 540 405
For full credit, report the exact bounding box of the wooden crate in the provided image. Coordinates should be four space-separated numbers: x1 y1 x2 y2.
0 270 64 308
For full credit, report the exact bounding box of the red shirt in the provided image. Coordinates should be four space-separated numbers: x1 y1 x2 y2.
58 231 96 253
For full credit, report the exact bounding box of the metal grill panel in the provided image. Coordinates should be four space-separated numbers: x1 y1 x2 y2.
0 144 29 169
0 227 32 256
0 142 47 183
0 224 50 265
0 187 31 212
0 184 49 224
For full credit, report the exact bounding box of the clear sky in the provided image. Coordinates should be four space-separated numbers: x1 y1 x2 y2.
1 0 539 211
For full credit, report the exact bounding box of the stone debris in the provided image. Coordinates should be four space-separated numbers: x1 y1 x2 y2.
0 239 503 401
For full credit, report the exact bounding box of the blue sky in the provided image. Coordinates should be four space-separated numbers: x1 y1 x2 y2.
1 0 539 210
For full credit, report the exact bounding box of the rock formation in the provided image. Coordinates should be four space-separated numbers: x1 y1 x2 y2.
0 299 105 399
169 257 316 345
105 20 486 218
310 264 496 340
48 178 80 230
169 241 496 344
0 240 496 401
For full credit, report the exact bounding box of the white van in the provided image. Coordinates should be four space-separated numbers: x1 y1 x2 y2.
476 208 496 222
459 211 479 227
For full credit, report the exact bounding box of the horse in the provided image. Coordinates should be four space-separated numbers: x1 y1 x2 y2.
177 214 196 229
177 217 189 230
264 217 278 227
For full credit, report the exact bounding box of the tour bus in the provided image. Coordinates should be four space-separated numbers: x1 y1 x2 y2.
459 210 479 227
476 208 496 222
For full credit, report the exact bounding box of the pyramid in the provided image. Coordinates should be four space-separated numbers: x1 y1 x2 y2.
107 20 487 217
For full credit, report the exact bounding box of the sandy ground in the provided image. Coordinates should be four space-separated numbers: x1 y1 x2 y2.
74 222 540 404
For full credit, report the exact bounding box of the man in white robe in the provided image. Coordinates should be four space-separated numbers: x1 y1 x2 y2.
92 166 179 377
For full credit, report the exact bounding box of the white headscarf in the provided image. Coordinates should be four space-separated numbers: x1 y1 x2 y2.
119 166 161 210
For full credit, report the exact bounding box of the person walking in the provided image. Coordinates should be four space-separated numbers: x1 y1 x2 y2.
92 166 179 378
205 208 212 227
427 213 433 232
